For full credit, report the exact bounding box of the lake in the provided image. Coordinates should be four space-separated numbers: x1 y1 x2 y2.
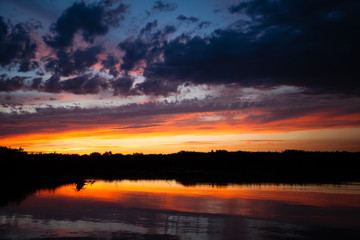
1 180 360 240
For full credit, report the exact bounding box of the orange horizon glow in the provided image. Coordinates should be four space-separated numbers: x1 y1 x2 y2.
1 110 360 154
1 127 360 154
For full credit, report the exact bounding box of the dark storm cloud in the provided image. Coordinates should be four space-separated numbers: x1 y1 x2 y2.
116 23 182 96
102 1 129 27
118 23 176 74
42 74 108 94
19 60 39 72
45 45 103 76
134 79 180 96
162 25 176 35
0 75 43 92
61 74 108 94
0 73 109 94
2 0 358 98
0 17 7 41
72 46 103 72
30 77 43 90
131 0 360 95
118 38 149 72
225 0 360 92
0 17 37 71
0 75 27 92
140 20 158 35
198 21 211 29
101 55 120 77
152 0 177 12
143 31 267 87
177 15 199 23
111 75 134 96
44 1 128 48
35 70 45 76
0 73 109 95
150 24 176 40
44 75 61 93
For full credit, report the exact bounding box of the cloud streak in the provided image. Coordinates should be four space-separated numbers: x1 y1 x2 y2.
1 92 359 137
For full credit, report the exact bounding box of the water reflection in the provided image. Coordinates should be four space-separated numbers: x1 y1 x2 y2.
1 180 360 240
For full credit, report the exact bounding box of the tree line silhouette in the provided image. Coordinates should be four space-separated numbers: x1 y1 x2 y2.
1 146 359 206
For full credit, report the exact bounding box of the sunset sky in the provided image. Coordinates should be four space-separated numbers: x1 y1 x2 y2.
0 0 359 153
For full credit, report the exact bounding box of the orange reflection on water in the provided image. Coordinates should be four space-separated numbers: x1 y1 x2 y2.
36 180 360 218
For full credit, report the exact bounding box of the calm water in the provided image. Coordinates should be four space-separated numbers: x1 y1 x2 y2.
1 180 360 240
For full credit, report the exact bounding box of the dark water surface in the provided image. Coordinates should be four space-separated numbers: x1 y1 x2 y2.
1 180 360 240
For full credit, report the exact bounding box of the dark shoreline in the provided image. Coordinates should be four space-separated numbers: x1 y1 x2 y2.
1 147 359 206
